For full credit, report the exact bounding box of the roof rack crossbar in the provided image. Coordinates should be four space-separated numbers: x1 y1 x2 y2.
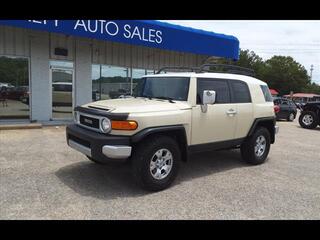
199 64 255 76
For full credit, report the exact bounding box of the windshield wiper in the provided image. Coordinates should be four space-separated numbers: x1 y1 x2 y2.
154 96 176 103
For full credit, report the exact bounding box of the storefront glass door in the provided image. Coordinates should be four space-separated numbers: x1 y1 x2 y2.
51 68 74 119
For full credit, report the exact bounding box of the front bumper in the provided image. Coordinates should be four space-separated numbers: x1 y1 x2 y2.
66 124 131 162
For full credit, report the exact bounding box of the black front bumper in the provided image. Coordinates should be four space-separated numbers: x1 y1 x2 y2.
66 124 131 162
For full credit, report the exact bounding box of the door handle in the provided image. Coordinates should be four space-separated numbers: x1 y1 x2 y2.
226 109 237 115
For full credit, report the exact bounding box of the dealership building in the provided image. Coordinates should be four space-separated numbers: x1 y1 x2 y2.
0 20 239 123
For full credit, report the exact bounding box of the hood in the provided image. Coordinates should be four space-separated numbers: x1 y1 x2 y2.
84 97 191 113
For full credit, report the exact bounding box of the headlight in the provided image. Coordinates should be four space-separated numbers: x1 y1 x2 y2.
100 118 111 133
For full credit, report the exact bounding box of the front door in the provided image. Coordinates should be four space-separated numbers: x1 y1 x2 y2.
50 67 74 120
191 78 237 145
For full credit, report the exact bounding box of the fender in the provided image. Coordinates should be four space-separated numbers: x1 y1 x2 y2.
131 125 187 143
131 124 189 161
247 117 276 143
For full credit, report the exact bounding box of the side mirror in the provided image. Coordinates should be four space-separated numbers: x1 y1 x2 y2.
201 90 216 113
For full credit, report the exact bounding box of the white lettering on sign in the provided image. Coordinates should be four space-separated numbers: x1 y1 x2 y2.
74 20 88 31
27 20 163 45
28 20 59 27
105 21 119 36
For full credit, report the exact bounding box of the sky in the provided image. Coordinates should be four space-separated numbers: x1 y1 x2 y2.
162 20 320 84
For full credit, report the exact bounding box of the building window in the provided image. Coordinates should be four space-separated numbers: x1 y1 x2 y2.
92 65 155 101
0 56 30 119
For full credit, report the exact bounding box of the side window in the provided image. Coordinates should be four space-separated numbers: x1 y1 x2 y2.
230 80 251 103
197 78 230 104
260 85 273 102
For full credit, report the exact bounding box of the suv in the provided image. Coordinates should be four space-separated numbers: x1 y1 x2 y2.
273 97 297 121
298 101 320 129
66 65 279 191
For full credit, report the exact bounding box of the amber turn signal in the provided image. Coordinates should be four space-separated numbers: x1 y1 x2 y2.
111 120 138 130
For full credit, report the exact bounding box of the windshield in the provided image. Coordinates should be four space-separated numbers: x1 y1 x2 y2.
133 77 190 101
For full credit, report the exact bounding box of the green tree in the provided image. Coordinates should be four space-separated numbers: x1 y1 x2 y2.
215 50 311 96
215 49 265 78
262 56 310 95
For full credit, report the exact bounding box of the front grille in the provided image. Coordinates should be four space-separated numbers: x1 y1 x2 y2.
79 115 100 129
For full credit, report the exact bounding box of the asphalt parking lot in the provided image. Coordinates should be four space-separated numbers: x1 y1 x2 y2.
1 116 320 219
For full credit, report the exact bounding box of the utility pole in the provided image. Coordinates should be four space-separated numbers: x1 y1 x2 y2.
310 64 314 82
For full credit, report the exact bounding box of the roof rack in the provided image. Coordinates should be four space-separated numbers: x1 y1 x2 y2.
199 64 255 76
156 66 200 74
155 64 256 77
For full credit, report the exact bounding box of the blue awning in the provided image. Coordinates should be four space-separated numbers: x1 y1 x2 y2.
0 20 240 60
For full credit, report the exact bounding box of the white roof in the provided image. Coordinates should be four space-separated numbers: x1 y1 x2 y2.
143 72 267 86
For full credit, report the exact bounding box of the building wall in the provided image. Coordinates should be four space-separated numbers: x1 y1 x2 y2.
0 25 209 122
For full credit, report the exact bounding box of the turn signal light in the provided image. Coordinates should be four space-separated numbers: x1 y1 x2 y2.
111 120 138 130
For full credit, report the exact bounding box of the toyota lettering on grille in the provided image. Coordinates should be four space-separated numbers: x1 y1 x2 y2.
84 118 93 125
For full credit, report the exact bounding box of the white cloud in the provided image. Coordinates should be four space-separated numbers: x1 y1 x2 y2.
162 20 320 84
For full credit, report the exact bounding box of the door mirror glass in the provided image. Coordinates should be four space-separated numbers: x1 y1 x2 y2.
203 90 216 105
201 90 216 113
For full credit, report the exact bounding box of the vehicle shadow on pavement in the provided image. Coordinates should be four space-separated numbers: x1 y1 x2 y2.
295 125 320 131
55 149 247 200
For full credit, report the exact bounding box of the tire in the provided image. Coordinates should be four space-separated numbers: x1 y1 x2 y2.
299 111 318 129
240 127 271 165
130 135 181 191
287 112 295 122
86 155 108 165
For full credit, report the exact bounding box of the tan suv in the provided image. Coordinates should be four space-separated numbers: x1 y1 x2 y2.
66 65 279 191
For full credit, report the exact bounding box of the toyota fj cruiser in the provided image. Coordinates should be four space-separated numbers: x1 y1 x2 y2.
66 64 279 191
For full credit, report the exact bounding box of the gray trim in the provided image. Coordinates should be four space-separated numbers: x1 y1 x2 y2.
102 145 132 159
68 139 91 157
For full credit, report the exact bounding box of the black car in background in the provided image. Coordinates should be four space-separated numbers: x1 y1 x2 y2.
299 101 320 129
273 97 297 121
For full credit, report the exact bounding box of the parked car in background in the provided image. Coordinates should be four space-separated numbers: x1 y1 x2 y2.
273 97 297 121
299 101 320 129
7 86 29 101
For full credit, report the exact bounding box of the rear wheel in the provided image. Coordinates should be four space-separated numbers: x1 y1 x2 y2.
241 127 271 165
287 112 295 122
131 135 181 191
299 111 318 129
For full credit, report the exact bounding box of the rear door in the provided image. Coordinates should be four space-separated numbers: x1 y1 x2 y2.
229 80 253 139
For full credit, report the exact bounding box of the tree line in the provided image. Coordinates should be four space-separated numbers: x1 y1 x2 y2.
215 49 320 95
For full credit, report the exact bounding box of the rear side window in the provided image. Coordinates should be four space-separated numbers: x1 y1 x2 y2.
230 80 251 103
197 78 230 104
260 85 273 102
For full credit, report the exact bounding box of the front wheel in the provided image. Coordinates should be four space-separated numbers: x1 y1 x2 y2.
131 135 181 191
241 127 271 165
299 111 318 129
